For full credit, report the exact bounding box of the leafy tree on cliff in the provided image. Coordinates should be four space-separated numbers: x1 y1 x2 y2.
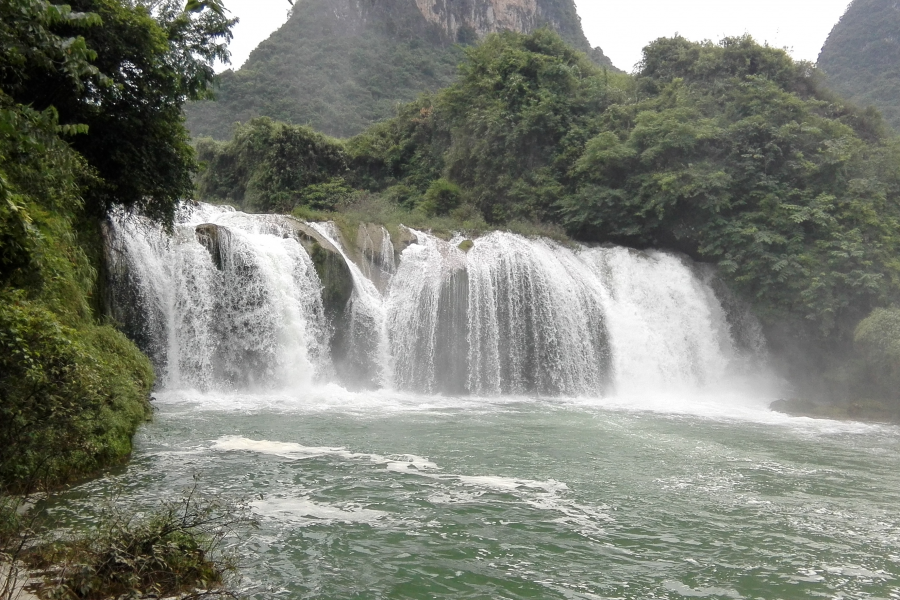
1 0 235 228
559 36 900 337
344 29 629 223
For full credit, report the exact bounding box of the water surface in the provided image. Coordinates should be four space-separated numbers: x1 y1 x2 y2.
53 390 900 600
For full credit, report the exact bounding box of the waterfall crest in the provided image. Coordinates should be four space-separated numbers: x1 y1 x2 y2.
107 204 764 397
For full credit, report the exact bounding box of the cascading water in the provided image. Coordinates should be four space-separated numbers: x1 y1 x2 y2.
386 232 757 396
107 203 764 398
309 222 392 389
106 205 330 390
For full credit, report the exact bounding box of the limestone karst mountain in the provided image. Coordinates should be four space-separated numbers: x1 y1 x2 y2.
818 0 900 130
186 0 615 140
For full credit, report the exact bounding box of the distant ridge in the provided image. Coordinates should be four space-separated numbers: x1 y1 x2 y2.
818 0 900 130
186 0 616 139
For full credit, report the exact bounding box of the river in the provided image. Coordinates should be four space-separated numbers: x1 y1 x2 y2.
50 389 900 600
61 205 900 599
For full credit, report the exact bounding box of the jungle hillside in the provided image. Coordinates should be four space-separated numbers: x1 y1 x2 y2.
0 0 233 493
184 0 617 140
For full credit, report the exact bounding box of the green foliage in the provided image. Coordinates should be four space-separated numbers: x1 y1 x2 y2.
344 97 450 194
420 178 462 216
341 30 629 224
199 30 625 224
299 178 354 211
853 307 900 401
0 0 235 229
0 293 152 491
290 191 570 247
0 84 136 494
439 30 626 223
0 0 103 99
0 172 37 287
0 0 220 490
818 0 900 131
559 36 900 337
23 486 249 600
196 117 350 212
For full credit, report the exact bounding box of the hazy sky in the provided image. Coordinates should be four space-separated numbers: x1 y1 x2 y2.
216 0 853 73
576 0 852 70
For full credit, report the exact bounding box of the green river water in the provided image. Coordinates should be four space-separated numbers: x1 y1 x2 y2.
52 389 900 600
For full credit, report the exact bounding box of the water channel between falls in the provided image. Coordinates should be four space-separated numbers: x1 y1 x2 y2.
51 204 900 599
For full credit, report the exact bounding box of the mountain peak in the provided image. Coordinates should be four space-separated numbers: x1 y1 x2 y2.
186 0 614 139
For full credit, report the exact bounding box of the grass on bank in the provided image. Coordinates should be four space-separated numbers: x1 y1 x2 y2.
290 190 573 249
1 486 251 600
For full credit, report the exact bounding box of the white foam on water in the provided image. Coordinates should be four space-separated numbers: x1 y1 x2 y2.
150 384 896 437
212 435 438 472
252 497 387 526
210 435 615 535
455 476 568 494
212 436 360 461
384 454 440 473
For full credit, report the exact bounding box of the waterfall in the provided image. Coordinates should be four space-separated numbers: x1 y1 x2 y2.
108 204 764 397
308 222 392 389
106 205 330 390
385 229 470 394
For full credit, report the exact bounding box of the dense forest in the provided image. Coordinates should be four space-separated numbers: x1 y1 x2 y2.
184 0 616 140
819 0 900 131
197 30 900 405
0 0 232 492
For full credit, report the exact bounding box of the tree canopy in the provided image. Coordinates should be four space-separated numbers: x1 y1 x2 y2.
1 0 234 228
561 36 900 337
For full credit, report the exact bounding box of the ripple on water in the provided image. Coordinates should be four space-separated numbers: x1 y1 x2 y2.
43 394 900 600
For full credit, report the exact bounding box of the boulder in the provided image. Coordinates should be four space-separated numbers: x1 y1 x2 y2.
195 223 228 270
394 225 418 255
278 217 354 324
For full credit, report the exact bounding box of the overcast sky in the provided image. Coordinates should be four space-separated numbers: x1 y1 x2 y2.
217 0 853 73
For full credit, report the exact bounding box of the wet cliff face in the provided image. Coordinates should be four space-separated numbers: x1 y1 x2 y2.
323 0 592 47
413 0 540 39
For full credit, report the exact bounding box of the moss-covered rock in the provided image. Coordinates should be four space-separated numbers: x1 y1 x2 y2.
276 218 354 322
394 225 418 256
0 292 153 491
